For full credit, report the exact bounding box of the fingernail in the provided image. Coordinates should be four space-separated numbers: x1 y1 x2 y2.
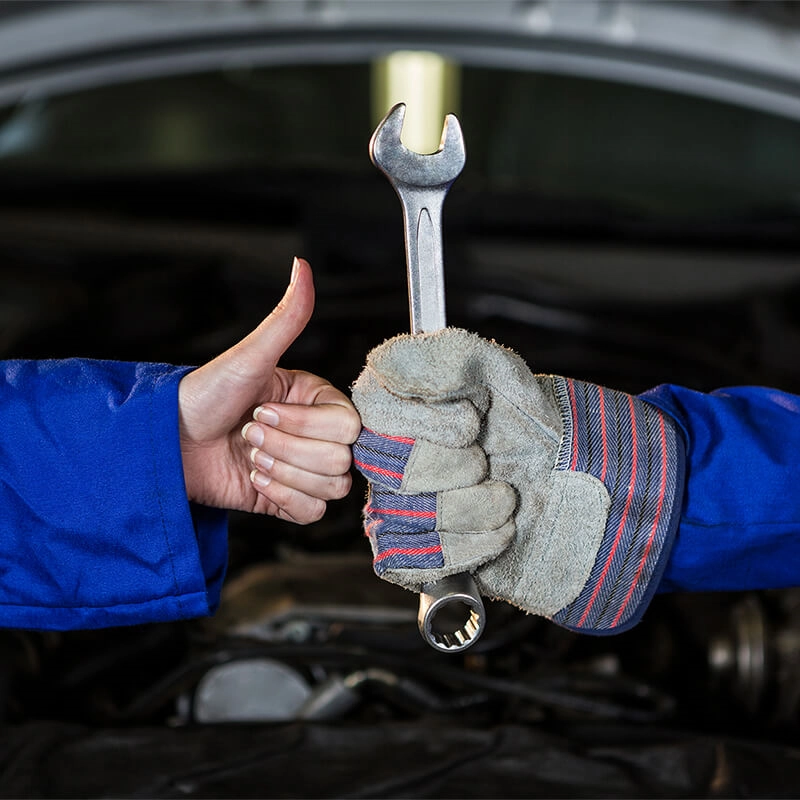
254 405 280 426
250 469 272 489
241 422 264 447
251 448 274 471
291 256 300 285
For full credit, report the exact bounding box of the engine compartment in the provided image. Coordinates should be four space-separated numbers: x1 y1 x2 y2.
1 161 800 795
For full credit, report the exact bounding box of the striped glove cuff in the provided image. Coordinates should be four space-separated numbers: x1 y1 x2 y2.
549 378 685 633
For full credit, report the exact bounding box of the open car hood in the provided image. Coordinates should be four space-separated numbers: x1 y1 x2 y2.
1 0 800 119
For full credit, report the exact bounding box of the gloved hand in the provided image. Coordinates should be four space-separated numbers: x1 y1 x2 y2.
351 328 686 634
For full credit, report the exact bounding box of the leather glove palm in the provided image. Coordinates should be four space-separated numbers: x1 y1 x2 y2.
351 328 685 634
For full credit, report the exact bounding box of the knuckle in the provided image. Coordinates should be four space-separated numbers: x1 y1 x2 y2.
326 472 352 500
342 413 363 444
328 444 353 475
297 498 326 525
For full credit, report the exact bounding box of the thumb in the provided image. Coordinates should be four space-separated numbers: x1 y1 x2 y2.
236 257 315 371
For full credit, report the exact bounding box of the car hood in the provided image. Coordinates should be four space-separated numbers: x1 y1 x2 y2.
1 0 800 119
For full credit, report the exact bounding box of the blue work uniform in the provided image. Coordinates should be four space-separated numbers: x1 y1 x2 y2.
644 384 800 594
0 359 227 630
0 359 798 630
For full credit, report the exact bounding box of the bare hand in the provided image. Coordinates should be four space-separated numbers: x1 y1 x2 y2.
177 258 361 523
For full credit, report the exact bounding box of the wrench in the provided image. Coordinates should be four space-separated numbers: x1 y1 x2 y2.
369 102 486 653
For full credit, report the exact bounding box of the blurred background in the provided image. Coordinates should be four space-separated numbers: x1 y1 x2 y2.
2 1 800 796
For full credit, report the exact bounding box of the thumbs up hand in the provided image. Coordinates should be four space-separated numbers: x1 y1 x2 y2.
177 258 361 523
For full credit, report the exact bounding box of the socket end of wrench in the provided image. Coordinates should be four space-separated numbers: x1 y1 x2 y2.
418 573 486 653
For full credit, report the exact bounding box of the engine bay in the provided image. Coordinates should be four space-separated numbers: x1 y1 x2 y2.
0 161 800 795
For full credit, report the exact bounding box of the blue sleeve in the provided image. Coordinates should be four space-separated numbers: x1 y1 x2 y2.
641 384 800 593
0 359 228 630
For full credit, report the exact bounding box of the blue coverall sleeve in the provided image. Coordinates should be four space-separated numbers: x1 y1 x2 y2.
0 359 228 630
641 384 800 594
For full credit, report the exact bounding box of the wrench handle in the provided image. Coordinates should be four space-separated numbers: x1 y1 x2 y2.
402 193 447 333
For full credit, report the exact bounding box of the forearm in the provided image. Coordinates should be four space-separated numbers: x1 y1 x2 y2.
642 384 800 593
0 358 227 629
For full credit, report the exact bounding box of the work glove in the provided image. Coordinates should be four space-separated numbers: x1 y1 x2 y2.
351 328 686 634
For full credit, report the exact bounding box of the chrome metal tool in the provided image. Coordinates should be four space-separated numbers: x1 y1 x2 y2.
369 102 486 653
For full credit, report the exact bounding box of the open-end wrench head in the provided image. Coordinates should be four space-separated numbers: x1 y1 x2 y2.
369 102 466 187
